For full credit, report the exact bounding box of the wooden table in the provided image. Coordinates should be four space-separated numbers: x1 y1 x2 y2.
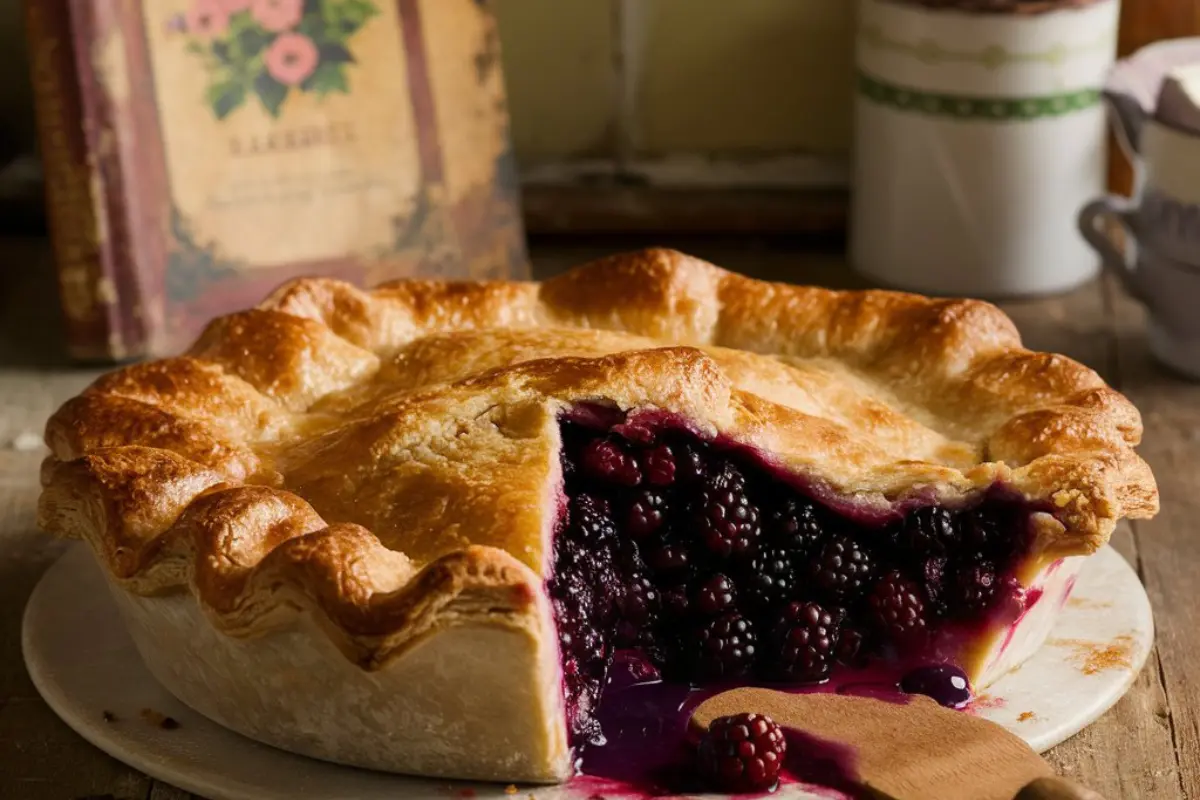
0 236 1195 799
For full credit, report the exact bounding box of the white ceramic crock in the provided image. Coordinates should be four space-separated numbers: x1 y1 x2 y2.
851 0 1120 298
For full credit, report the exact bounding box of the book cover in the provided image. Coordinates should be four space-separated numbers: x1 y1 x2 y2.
25 0 527 360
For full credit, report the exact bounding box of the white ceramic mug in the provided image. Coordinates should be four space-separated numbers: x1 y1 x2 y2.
851 0 1120 298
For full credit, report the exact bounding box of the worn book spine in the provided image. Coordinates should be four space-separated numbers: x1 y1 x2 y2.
24 0 147 360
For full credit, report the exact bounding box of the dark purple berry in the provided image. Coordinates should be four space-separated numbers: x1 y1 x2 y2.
660 583 691 618
900 664 972 708
690 613 758 679
616 421 656 446
608 651 662 690
707 461 747 492
811 535 874 600
570 494 617 547
920 556 949 609
952 561 998 613
697 713 787 792
867 570 929 648
626 490 668 539
644 444 677 487
580 439 641 487
771 601 838 683
693 574 738 616
675 441 706 483
769 497 825 555
899 506 957 557
835 625 868 667
616 572 659 625
961 510 1002 562
693 478 761 561
742 546 797 610
648 543 693 577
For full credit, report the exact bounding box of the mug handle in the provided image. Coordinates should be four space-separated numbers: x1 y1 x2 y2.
1078 197 1145 303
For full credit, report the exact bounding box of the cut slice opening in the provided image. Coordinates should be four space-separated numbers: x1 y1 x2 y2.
547 406 1044 748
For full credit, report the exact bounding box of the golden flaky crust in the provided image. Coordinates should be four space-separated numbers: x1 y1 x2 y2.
39 248 1157 670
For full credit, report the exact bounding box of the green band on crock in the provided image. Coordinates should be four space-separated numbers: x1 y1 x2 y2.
858 72 1101 120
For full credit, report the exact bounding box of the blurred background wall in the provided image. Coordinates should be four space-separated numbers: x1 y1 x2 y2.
0 1 854 183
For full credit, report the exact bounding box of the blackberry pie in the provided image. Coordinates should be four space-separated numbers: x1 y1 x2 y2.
39 249 1158 783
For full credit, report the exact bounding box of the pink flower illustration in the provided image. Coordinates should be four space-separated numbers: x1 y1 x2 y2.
252 0 304 32
218 0 253 11
186 0 230 38
264 33 319 86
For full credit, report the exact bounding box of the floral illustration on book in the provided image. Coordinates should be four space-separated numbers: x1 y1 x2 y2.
167 0 380 120
166 206 242 304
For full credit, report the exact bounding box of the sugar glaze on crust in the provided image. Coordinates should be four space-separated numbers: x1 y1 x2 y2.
38 250 1156 774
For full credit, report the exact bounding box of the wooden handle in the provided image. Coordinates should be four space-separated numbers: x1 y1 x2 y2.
1014 777 1108 800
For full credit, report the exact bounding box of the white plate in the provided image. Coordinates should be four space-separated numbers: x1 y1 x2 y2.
23 544 1153 800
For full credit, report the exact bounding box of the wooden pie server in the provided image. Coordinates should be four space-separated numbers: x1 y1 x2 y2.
690 689 1105 800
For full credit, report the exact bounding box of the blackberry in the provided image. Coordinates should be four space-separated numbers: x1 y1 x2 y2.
674 440 707 484
644 444 677 487
556 608 605 665
707 461 748 493
742 546 797 610
867 570 929 648
660 583 691 619
919 555 949 610
693 574 738 616
690 613 758 680
952 561 998 614
648 542 693 578
961 509 1003 562
898 506 958 557
769 497 825 555
570 494 617 548
692 476 761 561
835 625 868 667
616 420 656 446
771 601 839 683
811 535 874 600
580 439 642 487
696 713 788 792
616 572 660 625
626 490 668 539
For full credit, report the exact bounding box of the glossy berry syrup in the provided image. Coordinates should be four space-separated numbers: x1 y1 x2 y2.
548 408 1043 795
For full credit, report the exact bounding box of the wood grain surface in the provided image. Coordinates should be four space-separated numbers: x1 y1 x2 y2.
0 236 1194 799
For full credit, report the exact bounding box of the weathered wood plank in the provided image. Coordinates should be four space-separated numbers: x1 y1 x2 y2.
149 780 199 800
1107 275 1200 798
0 698 152 800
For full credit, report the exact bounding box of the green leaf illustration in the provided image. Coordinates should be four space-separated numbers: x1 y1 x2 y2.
333 0 379 36
340 0 379 26
207 80 246 120
297 14 326 41
185 40 205 56
303 0 322 16
238 27 272 59
228 10 255 35
303 62 349 96
253 72 288 117
212 40 231 64
318 42 354 64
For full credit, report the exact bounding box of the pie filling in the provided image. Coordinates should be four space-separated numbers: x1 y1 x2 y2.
547 407 1043 755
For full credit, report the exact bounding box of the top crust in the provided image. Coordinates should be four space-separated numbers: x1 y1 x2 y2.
38 249 1158 668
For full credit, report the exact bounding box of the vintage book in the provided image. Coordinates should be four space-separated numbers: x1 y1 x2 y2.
24 0 527 361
